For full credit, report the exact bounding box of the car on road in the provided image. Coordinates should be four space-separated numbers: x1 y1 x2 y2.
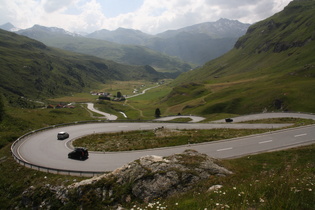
68 147 89 160
57 131 69 140
225 118 233 123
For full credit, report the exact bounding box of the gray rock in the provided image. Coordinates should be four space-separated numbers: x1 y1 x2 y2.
70 149 232 202
20 150 232 208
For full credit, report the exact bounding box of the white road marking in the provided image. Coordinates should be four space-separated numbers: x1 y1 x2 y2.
118 126 128 128
217 147 233 152
259 140 273 144
294 133 307 137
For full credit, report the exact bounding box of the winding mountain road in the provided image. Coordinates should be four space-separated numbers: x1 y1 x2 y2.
86 103 118 120
12 113 315 174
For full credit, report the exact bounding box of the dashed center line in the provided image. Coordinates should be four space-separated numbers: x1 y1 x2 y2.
294 133 307 137
217 147 233 152
259 140 273 144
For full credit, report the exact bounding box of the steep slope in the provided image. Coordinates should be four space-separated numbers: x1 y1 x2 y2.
16 25 192 74
163 0 315 115
147 32 238 65
0 29 165 105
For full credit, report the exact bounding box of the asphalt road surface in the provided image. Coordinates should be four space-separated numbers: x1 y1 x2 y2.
14 113 315 173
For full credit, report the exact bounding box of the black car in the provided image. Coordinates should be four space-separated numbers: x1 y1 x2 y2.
68 147 89 160
57 131 69 140
225 118 233 123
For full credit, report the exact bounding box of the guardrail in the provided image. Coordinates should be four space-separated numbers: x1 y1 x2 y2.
11 155 104 177
10 120 117 177
11 119 163 177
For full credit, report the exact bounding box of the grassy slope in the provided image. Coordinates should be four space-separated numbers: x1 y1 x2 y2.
160 0 315 116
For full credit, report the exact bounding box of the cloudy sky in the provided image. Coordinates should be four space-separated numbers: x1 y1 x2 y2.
0 0 292 34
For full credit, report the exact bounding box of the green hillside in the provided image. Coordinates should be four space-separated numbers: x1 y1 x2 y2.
162 0 315 116
0 29 165 106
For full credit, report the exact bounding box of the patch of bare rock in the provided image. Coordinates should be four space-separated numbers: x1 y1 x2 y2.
21 150 232 208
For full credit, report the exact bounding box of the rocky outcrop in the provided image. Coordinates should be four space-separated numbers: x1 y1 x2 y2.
20 150 232 208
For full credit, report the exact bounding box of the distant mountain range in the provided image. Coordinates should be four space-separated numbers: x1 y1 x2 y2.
11 25 192 75
1 19 250 66
87 18 250 65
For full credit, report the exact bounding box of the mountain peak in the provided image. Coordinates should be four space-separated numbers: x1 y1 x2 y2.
0 22 20 31
157 19 250 39
20 25 80 37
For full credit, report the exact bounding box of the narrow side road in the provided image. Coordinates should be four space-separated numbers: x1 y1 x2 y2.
86 103 118 120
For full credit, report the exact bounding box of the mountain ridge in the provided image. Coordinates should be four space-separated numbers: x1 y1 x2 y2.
156 18 249 38
1 18 250 66
86 19 250 65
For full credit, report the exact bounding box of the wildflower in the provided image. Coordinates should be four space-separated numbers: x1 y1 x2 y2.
175 203 178 205
216 203 220 206
233 187 236 190
260 198 265 203
308 188 312 192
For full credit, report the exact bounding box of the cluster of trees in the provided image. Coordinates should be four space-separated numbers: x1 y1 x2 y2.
99 91 125 101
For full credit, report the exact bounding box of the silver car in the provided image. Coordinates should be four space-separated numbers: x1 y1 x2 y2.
57 131 69 140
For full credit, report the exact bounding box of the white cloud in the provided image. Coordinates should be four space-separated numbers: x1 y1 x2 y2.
0 0 293 34
42 0 76 13
96 0 292 34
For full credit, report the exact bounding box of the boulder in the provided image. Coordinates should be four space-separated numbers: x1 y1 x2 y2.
70 149 232 202
21 150 232 208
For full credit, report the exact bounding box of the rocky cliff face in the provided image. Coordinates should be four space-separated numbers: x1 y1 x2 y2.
21 150 232 208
